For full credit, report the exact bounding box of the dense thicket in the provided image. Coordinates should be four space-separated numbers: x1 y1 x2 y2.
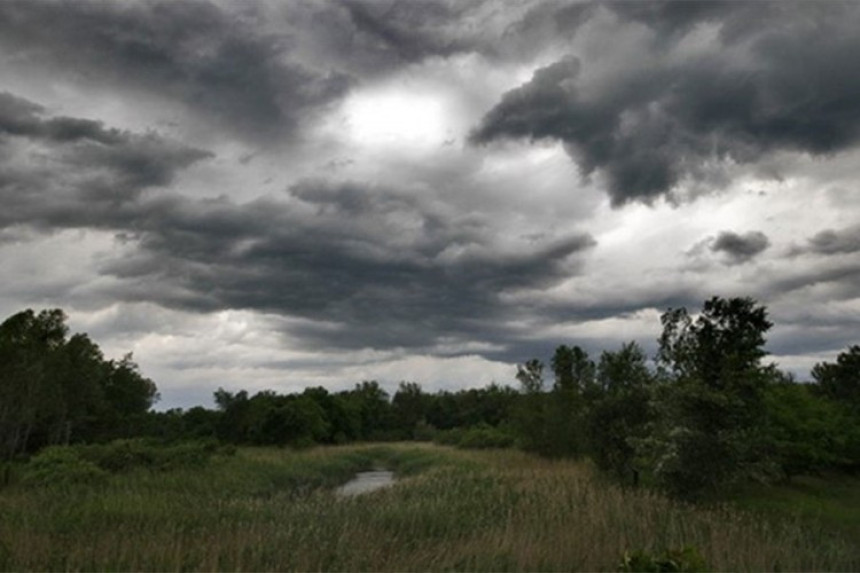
506 297 859 498
2 299 857 499
0 309 158 459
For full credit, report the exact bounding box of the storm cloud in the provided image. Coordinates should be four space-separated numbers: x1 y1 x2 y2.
807 226 860 256
1 0 858 406
472 1 860 205
711 231 770 264
0 92 212 229
94 181 597 352
0 1 351 142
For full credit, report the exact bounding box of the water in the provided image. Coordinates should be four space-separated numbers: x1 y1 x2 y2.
336 470 395 497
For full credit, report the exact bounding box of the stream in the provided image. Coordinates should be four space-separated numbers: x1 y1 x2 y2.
335 470 395 497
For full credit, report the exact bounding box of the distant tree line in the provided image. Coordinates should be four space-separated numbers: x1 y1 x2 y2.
0 309 158 459
2 300 857 499
510 297 859 498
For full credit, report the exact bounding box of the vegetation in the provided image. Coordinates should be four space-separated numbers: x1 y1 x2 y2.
0 309 158 459
0 444 856 571
1 298 858 569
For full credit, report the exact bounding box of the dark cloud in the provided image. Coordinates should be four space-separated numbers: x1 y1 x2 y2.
338 0 477 65
710 231 770 264
0 92 597 353
471 2 860 205
0 1 350 142
0 92 212 228
93 182 596 352
807 225 860 256
285 0 503 76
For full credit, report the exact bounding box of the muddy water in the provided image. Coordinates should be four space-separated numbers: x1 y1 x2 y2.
336 470 395 497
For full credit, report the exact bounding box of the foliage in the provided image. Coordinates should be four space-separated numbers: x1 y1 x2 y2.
21 446 107 486
0 445 856 571
21 440 226 485
588 342 653 482
0 309 158 459
434 423 516 450
646 297 776 498
812 345 860 412
618 546 707 572
764 380 859 476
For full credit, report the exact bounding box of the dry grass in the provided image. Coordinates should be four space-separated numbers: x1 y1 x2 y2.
0 444 856 571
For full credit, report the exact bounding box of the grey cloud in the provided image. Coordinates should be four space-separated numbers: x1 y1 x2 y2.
338 0 476 65
808 226 860 256
710 231 770 264
1 95 598 353
0 92 212 228
471 2 860 205
83 180 597 353
0 1 351 142
285 0 503 76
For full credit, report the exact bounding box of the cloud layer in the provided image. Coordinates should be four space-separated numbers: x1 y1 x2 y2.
472 1 860 205
1 0 859 407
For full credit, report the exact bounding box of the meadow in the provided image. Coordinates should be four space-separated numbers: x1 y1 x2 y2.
0 443 857 571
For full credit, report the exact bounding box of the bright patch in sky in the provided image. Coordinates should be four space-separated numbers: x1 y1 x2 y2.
344 89 447 148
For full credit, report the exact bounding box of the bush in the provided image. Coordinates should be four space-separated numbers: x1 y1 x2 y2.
618 546 707 572
75 439 224 472
22 446 107 486
434 424 515 449
457 424 515 449
434 427 465 446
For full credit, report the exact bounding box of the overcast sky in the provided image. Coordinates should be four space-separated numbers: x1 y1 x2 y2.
2 0 859 409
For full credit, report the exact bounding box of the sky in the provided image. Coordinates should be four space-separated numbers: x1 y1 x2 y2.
1 0 859 409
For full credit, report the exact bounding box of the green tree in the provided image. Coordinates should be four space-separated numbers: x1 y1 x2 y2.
0 308 158 457
0 309 69 457
392 382 427 439
513 359 551 454
812 345 860 412
347 381 395 440
588 342 653 482
648 297 775 498
549 345 594 457
763 377 858 477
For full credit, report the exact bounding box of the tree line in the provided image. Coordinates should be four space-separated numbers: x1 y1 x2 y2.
1 299 857 498
0 309 158 459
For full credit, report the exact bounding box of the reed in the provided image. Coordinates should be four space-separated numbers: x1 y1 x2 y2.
0 444 856 571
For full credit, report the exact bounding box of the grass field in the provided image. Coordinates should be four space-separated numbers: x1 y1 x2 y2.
0 443 857 571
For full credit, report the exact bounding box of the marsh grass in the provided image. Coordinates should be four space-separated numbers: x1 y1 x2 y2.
0 443 856 571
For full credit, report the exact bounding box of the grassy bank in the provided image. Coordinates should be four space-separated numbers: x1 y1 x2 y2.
0 443 857 571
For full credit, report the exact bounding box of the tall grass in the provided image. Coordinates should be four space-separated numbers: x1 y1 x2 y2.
0 443 856 571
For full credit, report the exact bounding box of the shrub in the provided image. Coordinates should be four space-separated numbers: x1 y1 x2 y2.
618 546 707 572
49 439 228 475
22 446 107 486
457 424 515 449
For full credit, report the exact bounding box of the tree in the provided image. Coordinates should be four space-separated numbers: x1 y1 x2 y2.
392 382 427 439
548 345 594 457
588 342 653 482
812 345 860 411
513 359 551 454
515 359 544 394
346 381 395 440
647 297 775 498
0 309 69 457
658 296 771 390
763 377 859 477
0 308 159 458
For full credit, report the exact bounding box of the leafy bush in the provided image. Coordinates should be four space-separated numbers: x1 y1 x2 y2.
22 446 107 486
618 546 707 572
434 427 465 446
76 439 224 472
434 424 514 449
457 424 515 449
